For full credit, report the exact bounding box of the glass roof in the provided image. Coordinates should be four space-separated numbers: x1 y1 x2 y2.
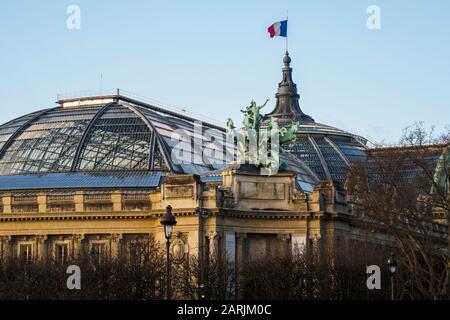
285 133 367 185
0 107 97 175
0 99 230 177
76 105 152 171
0 95 368 188
0 171 162 190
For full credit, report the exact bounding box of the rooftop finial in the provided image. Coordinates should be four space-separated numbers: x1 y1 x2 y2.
283 51 291 66
263 52 314 124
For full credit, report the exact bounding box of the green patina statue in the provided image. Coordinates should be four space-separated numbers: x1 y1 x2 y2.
227 99 299 175
240 99 269 130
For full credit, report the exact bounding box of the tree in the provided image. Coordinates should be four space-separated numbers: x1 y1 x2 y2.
345 123 449 299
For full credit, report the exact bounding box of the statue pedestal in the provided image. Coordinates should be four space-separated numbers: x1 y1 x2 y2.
221 166 297 211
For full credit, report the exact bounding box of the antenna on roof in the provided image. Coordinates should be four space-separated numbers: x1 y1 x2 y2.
100 73 103 95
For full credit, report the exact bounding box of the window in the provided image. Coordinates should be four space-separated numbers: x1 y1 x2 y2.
129 242 145 266
19 244 33 265
90 243 106 264
55 244 69 264
129 242 139 265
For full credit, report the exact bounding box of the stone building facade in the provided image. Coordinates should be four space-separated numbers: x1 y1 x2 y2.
0 53 447 271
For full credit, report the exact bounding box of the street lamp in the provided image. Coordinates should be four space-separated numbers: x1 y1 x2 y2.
387 253 398 300
160 205 177 300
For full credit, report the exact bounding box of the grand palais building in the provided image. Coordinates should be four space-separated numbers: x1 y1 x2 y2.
0 53 447 269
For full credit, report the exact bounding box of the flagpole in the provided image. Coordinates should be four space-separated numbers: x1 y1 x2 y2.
286 10 289 53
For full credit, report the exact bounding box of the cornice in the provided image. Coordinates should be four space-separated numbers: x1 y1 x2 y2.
0 208 220 222
0 212 151 222
220 208 325 220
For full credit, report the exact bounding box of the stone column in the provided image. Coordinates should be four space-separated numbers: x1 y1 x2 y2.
206 231 220 262
236 233 247 268
277 233 291 258
235 233 247 299
36 235 48 262
110 233 123 259
0 236 12 261
309 234 322 264
72 234 85 260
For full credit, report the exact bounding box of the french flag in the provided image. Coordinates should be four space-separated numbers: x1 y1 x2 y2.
268 20 288 38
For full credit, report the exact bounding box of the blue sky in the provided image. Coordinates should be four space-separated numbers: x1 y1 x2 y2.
0 0 449 144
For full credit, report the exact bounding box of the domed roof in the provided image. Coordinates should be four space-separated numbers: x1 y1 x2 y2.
0 93 228 179
0 53 367 191
286 124 366 184
263 52 367 185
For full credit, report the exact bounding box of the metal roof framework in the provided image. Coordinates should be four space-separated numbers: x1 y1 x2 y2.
0 94 230 178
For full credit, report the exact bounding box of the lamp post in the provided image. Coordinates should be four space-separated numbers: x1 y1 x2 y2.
199 283 205 300
387 253 398 300
160 205 177 300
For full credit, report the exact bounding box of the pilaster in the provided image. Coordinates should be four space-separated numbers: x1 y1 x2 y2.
3 193 12 214
74 191 84 212
110 233 123 258
36 235 48 262
0 236 12 261
72 234 85 258
37 192 47 213
112 191 122 211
